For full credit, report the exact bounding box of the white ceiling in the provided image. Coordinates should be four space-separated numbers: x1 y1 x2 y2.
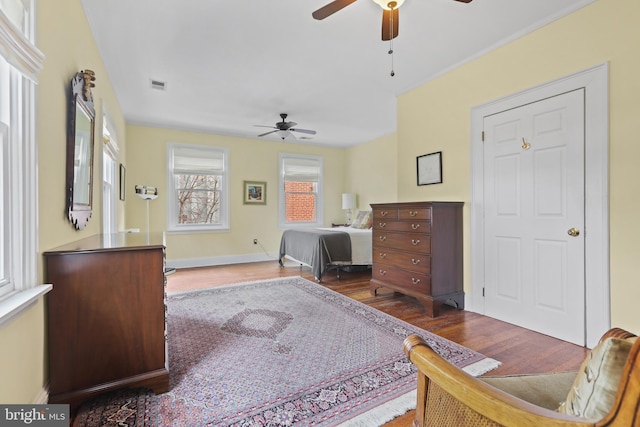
80 0 591 148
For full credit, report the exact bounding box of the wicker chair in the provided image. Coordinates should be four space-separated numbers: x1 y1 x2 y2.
403 328 640 427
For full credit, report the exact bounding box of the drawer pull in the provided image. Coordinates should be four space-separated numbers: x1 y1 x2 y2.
409 211 418 217
379 236 387 242
411 278 421 285
379 269 387 276
381 211 389 217
411 239 421 246
379 222 386 228
411 258 420 265
411 223 420 230
379 253 387 259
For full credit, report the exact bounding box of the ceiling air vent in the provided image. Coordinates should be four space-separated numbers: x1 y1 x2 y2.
150 79 166 91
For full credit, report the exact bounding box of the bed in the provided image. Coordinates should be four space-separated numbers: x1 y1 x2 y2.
278 226 372 281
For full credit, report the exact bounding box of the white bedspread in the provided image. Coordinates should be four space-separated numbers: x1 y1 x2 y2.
317 227 372 265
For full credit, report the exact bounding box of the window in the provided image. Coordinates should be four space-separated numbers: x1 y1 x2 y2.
167 143 229 232
0 0 50 322
279 153 323 228
0 122 9 299
102 113 119 235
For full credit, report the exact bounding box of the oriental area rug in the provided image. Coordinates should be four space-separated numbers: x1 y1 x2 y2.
74 276 500 427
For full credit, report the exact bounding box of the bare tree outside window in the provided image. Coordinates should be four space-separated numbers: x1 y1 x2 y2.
176 174 222 224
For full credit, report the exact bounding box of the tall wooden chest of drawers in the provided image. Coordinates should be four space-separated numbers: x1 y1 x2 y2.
43 233 169 410
370 202 464 317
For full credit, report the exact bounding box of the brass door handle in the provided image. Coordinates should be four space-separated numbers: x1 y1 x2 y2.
567 228 580 237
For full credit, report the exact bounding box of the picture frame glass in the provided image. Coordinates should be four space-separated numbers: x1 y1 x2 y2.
243 181 266 205
417 151 443 186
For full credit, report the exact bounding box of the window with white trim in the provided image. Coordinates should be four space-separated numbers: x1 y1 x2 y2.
279 153 323 228
102 114 119 236
167 143 229 232
0 0 47 315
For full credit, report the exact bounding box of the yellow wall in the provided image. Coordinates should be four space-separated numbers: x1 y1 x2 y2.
37 0 127 254
126 125 349 263
0 301 47 403
0 0 127 404
345 132 398 210
397 0 640 332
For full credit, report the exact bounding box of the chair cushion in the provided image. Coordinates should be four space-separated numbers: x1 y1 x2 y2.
557 336 637 419
481 372 577 410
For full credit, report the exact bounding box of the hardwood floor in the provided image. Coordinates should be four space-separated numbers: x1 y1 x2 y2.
166 261 589 426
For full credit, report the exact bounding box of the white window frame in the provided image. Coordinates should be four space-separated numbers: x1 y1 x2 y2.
166 142 229 232
278 153 324 229
0 0 50 326
102 109 119 236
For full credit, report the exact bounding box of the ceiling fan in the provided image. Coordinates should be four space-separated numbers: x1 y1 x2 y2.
255 113 317 140
312 0 473 41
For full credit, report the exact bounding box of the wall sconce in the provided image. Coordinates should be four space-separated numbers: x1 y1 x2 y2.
342 193 356 225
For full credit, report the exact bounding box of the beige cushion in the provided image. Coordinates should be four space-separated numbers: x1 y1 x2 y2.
557 336 637 419
481 371 577 410
350 210 372 229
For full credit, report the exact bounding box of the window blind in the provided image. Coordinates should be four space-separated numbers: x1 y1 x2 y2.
172 146 225 175
282 157 320 182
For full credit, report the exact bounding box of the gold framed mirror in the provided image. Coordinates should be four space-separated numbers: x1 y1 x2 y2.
66 70 96 230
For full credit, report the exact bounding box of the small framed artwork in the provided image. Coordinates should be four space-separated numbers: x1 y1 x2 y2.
243 181 267 205
417 151 443 186
119 164 126 200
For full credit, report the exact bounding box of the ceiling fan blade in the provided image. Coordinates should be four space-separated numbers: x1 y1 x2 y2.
282 121 298 129
258 130 279 137
289 128 317 135
453 0 473 2
381 8 399 41
312 0 358 20
254 125 277 129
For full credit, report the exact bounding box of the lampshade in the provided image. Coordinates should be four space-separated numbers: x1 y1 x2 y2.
372 0 405 10
342 193 356 210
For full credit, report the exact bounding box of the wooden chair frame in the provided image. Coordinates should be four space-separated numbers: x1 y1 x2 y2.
403 328 640 427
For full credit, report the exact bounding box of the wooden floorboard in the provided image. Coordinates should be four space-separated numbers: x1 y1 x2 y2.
166 261 589 426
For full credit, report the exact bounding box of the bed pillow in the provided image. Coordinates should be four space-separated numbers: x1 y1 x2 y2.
351 210 372 229
557 336 637 419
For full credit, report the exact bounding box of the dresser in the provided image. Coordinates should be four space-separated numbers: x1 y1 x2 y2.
370 202 464 317
44 233 169 410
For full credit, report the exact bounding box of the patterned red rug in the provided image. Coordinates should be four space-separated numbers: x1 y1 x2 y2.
74 277 499 426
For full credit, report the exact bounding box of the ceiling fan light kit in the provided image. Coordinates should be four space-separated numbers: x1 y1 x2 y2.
372 0 404 10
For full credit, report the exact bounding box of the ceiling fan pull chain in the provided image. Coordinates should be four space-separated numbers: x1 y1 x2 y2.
388 5 395 76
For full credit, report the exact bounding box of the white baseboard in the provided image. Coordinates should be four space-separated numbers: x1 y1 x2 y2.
166 253 279 270
32 385 48 404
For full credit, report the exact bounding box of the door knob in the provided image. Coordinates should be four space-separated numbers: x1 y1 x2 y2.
567 228 580 237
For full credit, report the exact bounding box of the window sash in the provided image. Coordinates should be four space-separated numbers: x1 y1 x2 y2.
167 143 229 231
279 153 323 228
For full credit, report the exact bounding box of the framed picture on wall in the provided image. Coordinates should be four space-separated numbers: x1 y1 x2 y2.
243 181 266 205
119 164 126 200
417 151 443 186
